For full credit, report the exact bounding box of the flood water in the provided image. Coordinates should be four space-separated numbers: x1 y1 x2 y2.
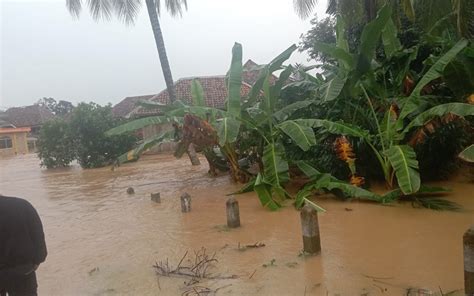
0 154 473 295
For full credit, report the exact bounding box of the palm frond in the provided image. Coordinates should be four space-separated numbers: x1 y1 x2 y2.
156 0 188 17
112 0 141 25
293 0 317 19
87 0 113 21
66 0 83 18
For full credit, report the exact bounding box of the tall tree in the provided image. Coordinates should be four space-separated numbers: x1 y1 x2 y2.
66 0 188 103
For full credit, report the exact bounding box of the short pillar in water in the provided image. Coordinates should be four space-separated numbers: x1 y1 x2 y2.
464 225 474 295
300 203 321 254
226 196 240 228
151 193 161 203
181 192 191 213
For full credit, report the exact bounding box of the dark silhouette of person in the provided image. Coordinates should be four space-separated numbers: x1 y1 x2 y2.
0 195 47 296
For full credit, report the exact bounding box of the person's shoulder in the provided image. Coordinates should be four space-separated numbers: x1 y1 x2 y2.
0 195 33 208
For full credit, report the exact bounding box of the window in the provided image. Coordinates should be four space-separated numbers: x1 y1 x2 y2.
0 136 13 149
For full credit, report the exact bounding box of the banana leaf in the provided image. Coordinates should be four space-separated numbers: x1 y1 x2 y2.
359 4 391 59
272 101 314 122
227 42 243 117
277 120 316 151
381 17 401 58
401 0 415 21
382 185 451 203
262 141 289 187
270 65 294 99
402 103 474 136
399 39 469 120
115 132 173 164
248 44 297 101
335 15 349 53
228 178 256 195
458 144 474 163
254 173 281 211
385 145 420 194
320 75 347 102
191 79 205 107
312 42 353 69
106 116 178 136
294 119 371 140
217 117 240 146
295 161 381 208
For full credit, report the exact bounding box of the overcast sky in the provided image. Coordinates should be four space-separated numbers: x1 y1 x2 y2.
1 0 327 108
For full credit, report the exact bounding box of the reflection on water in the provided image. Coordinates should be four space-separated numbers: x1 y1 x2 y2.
0 154 473 295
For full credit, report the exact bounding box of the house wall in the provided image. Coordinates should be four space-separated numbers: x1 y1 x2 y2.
142 123 177 154
0 132 29 157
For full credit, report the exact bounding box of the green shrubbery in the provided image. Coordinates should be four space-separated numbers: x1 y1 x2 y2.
37 102 137 169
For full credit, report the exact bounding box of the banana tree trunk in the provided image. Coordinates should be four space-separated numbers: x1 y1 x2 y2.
145 0 176 103
187 143 200 166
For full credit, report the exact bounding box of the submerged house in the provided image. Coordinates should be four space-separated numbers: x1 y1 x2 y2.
0 127 31 157
112 60 276 152
3 105 54 154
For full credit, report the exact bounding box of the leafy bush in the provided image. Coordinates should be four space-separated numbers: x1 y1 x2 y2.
37 119 75 168
37 102 137 169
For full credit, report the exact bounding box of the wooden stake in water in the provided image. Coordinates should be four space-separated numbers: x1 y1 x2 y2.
226 197 240 228
181 192 191 213
464 225 474 295
300 204 321 254
151 193 161 203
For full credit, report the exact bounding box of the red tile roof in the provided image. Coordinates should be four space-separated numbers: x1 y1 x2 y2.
131 76 253 117
112 94 154 118
122 59 279 118
5 105 54 127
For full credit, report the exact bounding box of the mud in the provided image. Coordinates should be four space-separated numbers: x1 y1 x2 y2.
0 154 473 295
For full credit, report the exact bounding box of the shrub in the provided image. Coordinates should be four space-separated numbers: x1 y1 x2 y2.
37 119 75 168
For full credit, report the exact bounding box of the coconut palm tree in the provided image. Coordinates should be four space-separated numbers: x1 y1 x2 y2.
66 0 188 103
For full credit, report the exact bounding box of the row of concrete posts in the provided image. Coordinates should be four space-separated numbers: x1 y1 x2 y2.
149 190 473 295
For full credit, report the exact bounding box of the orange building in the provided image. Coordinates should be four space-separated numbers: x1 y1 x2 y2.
0 127 31 157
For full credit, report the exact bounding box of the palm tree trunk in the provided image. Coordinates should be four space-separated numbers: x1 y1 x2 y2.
145 0 177 103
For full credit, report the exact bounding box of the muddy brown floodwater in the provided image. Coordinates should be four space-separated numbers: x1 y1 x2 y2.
1 154 473 295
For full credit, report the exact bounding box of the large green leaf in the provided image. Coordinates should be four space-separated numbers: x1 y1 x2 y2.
294 119 371 140
313 42 353 69
399 39 469 119
335 15 349 53
254 173 281 211
381 17 401 58
358 4 392 62
401 0 415 21
385 145 420 194
278 120 316 151
191 79 205 107
262 141 289 186
270 65 293 100
458 144 474 163
217 117 240 146
248 44 297 101
402 103 474 136
295 161 381 207
227 42 243 117
116 132 172 164
321 75 347 102
273 100 314 122
106 116 177 136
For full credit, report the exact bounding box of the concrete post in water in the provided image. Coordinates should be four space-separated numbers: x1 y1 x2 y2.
226 196 240 228
180 192 191 213
300 203 321 254
465 225 474 295
151 193 161 203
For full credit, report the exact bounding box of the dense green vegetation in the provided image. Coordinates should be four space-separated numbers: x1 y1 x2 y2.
38 103 137 169
109 3 473 210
